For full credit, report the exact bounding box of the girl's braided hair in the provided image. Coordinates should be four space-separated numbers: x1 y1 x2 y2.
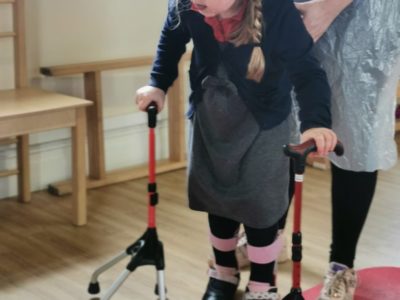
230 0 265 82
174 0 265 82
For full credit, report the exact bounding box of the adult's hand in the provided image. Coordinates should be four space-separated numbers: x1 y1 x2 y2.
295 0 353 42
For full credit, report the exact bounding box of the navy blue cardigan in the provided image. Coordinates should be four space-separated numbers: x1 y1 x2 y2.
149 0 331 132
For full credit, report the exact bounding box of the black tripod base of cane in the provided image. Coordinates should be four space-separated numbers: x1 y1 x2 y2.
282 288 305 300
88 228 167 300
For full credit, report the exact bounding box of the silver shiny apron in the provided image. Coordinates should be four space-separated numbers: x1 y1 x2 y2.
313 0 400 171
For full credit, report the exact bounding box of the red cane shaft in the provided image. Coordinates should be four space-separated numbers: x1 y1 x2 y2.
292 177 303 289
148 128 156 228
294 180 302 233
293 262 301 289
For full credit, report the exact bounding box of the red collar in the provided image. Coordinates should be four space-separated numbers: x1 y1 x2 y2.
191 0 248 43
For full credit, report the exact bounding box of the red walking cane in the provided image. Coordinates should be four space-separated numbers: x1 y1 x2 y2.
88 102 167 300
282 139 344 300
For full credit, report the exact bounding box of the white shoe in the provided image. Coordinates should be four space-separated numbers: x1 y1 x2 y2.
242 287 281 300
318 262 357 300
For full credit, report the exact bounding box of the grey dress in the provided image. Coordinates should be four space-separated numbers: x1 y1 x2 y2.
187 67 291 229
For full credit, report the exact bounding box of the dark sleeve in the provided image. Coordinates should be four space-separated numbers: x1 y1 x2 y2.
273 0 331 132
149 0 191 92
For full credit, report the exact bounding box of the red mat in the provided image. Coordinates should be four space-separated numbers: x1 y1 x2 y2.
303 267 400 300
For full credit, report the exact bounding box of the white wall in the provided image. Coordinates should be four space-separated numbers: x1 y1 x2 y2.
0 0 189 199
26 0 169 116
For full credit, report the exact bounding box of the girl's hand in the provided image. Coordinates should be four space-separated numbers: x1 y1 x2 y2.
301 127 338 156
135 85 166 112
294 0 352 42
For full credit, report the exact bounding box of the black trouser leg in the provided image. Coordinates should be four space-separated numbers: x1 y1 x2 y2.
208 214 280 286
208 214 240 268
204 215 241 300
244 223 279 286
330 163 378 268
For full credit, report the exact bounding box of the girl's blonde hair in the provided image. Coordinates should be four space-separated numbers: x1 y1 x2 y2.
230 0 265 82
174 0 265 82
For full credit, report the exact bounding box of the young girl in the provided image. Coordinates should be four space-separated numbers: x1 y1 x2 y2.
136 0 337 299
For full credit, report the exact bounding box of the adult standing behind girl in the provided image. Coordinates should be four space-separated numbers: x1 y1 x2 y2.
229 1 400 299
136 0 338 299
295 1 400 299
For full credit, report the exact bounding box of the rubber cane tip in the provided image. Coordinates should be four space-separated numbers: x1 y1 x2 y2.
88 282 100 294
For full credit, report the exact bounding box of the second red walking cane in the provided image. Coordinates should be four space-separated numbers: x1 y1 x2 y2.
282 140 344 300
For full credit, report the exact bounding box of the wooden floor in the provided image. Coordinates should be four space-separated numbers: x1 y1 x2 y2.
0 160 399 299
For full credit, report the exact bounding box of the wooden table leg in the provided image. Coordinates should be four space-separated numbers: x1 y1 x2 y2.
17 134 31 203
84 71 106 180
71 107 87 226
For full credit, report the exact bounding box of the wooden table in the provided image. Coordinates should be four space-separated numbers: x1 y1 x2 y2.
0 87 91 225
40 54 190 196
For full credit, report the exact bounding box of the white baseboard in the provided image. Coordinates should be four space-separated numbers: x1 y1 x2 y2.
0 111 170 199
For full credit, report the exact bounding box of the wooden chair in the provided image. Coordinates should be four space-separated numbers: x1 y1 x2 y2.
0 0 31 202
0 0 91 225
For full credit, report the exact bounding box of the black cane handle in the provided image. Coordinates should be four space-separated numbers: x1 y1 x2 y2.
147 102 158 128
283 140 344 174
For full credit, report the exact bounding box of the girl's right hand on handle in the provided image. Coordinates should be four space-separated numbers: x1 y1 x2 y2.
301 127 338 157
135 86 166 112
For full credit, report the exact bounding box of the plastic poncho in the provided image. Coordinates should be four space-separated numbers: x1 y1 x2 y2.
313 0 400 171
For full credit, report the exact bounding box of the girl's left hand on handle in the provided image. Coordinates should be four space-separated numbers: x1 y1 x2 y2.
135 85 166 112
301 127 338 157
